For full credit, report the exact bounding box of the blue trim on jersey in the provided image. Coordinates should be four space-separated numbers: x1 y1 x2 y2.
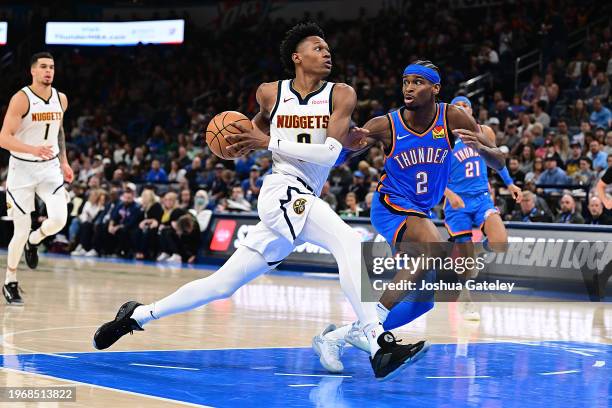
377 103 452 211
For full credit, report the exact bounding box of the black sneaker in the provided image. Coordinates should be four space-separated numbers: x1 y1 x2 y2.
93 301 144 350
24 235 39 269
370 331 429 381
3 282 24 305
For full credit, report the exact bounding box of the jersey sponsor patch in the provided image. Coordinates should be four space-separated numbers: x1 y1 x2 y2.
293 198 307 215
433 126 445 139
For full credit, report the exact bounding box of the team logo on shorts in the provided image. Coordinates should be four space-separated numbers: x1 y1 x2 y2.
293 198 307 215
6 201 11 210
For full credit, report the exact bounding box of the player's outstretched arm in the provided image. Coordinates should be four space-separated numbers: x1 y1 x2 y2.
448 104 504 170
480 124 522 202
0 91 55 160
333 115 392 166
228 83 368 167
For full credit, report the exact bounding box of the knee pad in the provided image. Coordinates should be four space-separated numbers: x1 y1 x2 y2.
43 215 67 235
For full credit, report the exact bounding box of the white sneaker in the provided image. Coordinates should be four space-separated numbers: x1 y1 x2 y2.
84 249 98 257
344 321 370 353
312 324 344 373
71 245 85 256
156 252 170 262
167 254 182 263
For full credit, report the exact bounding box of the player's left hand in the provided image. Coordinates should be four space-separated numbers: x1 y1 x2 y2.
61 162 74 183
225 122 270 156
454 128 487 150
508 184 523 203
345 127 369 151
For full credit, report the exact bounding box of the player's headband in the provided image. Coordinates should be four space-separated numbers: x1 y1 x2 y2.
403 64 441 85
450 96 472 107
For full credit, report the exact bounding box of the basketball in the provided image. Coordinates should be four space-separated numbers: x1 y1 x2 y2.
205 111 253 160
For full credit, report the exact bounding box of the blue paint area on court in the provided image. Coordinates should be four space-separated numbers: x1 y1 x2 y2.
1 341 610 407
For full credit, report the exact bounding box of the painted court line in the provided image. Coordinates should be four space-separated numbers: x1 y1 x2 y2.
288 384 318 387
564 349 594 357
130 363 200 371
538 370 580 376
275 373 352 378
593 361 605 367
0 367 211 407
427 375 491 379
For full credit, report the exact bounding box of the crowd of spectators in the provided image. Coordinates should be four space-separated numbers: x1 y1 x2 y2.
0 2 611 262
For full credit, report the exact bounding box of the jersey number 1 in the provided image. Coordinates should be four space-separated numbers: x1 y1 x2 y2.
43 123 50 140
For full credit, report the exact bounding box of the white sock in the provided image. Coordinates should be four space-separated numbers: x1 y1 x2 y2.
323 324 351 341
364 322 385 356
5 268 17 285
131 304 157 327
130 246 271 327
376 302 390 323
28 228 46 245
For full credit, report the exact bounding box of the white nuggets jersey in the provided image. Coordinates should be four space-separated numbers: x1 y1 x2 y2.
13 86 63 161
269 80 335 195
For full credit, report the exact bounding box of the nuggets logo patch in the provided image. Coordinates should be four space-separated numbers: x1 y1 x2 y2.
433 126 445 139
293 198 307 215
6 201 12 210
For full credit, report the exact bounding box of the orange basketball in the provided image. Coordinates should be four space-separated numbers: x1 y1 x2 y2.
205 111 253 160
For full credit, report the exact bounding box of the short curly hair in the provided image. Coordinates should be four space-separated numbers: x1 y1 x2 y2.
279 22 325 75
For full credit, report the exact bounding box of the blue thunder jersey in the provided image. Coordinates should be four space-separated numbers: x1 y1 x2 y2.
446 131 489 195
376 103 452 214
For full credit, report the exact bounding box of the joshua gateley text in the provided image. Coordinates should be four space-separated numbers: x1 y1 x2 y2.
372 279 515 292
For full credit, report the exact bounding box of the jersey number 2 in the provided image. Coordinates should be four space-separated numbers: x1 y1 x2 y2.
416 171 428 194
43 123 50 140
297 133 311 144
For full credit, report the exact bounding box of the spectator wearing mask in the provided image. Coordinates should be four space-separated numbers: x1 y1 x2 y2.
511 191 552 222
554 194 584 224
190 190 213 232
585 196 612 225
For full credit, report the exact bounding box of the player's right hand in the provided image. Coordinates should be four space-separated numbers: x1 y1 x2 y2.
30 145 55 160
447 191 465 209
